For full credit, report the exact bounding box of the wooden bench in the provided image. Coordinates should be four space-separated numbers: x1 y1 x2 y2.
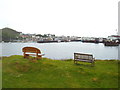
22 47 45 60
74 53 95 66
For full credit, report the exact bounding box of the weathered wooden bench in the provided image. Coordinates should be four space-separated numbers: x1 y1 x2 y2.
22 47 45 60
74 53 95 65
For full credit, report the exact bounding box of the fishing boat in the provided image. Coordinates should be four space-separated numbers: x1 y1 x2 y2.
104 42 119 46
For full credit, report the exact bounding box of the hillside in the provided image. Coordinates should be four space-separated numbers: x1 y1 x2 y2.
1 27 21 42
2 55 119 88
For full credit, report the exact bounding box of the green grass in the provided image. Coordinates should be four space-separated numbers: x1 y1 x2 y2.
0 60 2 89
2 55 119 88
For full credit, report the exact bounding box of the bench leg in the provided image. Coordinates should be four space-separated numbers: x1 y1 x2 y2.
74 60 75 64
24 54 29 58
36 55 42 60
91 62 95 66
74 60 77 64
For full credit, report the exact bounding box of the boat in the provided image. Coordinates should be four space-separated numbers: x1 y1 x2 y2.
104 42 119 46
37 40 58 43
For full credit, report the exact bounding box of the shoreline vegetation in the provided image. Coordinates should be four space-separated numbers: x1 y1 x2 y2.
2 55 119 88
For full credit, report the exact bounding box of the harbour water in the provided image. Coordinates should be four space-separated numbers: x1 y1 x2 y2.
1 42 119 60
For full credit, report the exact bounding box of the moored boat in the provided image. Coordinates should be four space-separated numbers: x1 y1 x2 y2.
37 40 58 43
104 42 119 46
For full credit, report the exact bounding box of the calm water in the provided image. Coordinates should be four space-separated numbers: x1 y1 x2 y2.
1 42 119 60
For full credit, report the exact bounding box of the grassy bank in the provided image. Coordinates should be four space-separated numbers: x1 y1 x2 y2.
2 55 119 88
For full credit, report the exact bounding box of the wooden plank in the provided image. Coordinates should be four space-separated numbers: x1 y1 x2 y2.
22 47 41 53
74 53 93 56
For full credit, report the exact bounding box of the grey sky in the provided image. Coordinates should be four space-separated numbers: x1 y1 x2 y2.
0 0 119 37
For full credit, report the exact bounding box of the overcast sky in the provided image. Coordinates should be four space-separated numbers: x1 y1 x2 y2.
0 0 119 37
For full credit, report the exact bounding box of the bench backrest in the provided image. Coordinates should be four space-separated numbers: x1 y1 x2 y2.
74 53 93 60
22 47 41 53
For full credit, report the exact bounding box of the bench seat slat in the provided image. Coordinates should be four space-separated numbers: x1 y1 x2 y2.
25 53 45 56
